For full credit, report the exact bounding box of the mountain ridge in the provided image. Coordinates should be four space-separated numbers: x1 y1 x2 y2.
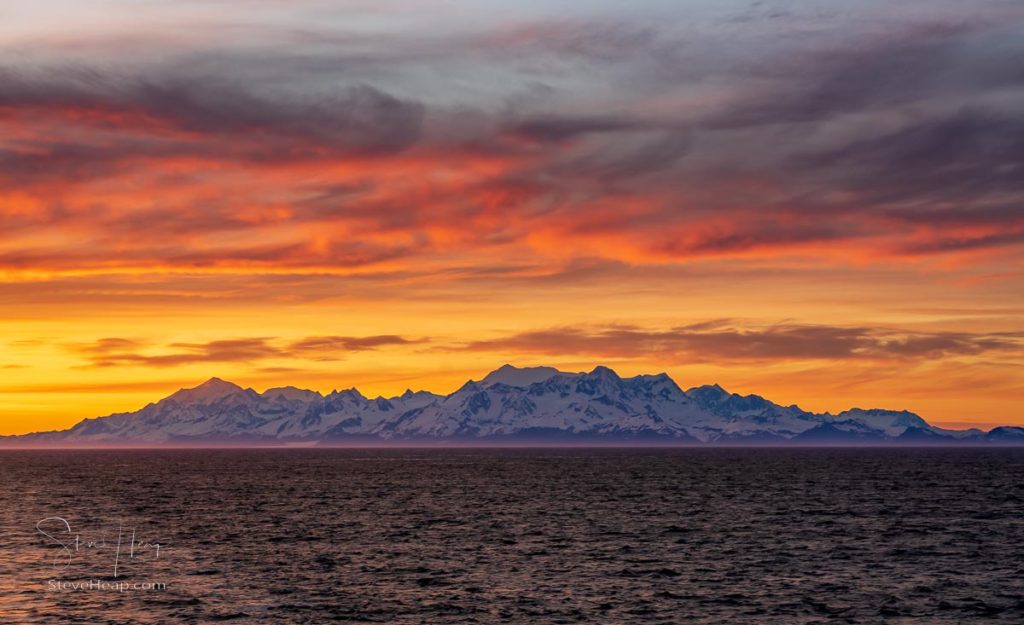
3 365 1021 446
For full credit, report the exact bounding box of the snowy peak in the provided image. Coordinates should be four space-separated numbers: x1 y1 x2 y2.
264 386 322 402
330 388 367 401
684 379 733 403
480 364 564 388
166 377 246 405
687 385 781 414
686 384 728 401
625 373 686 400
573 365 623 396
833 408 930 437
587 365 621 381
394 389 442 405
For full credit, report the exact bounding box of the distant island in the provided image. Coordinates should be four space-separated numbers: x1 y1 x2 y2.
3 365 1022 447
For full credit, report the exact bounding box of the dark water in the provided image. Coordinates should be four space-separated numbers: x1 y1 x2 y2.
1 449 1022 624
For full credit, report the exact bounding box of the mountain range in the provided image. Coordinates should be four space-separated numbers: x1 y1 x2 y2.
3 365 1022 446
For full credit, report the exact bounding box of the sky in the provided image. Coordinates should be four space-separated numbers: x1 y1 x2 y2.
1 0 1023 434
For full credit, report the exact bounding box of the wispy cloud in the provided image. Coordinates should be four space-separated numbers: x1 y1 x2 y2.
460 322 1024 362
69 335 420 368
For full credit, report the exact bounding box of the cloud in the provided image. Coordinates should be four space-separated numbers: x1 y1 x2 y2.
702 15 1024 129
69 335 419 368
289 335 415 354
505 115 654 143
69 338 279 367
2 3 1024 280
0 68 425 160
460 322 1024 362
0 380 210 394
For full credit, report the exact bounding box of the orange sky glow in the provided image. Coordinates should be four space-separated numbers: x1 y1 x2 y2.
1 0 1023 434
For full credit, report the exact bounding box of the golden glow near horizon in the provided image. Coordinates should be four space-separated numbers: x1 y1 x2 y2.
1 0 1023 434
2 263 1022 434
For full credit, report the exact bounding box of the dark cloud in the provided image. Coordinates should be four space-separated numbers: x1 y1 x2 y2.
288 335 416 354
483 20 668 64
671 221 856 255
71 338 280 368
899 230 1024 255
777 108 1024 253
82 337 147 353
69 335 418 368
547 130 693 182
704 18 1024 129
801 109 1024 199
0 230 423 271
0 140 178 185
0 379 208 394
470 14 1024 259
506 115 653 143
0 66 424 167
460 322 1024 362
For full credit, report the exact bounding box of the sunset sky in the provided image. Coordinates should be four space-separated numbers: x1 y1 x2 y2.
1 0 1023 434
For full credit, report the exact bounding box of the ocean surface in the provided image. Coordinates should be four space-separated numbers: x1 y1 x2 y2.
0 448 1022 624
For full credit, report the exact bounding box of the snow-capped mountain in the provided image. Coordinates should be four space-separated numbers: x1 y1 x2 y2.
2 365 1017 446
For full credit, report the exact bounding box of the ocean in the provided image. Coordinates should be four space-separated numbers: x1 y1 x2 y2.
1 448 1022 624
